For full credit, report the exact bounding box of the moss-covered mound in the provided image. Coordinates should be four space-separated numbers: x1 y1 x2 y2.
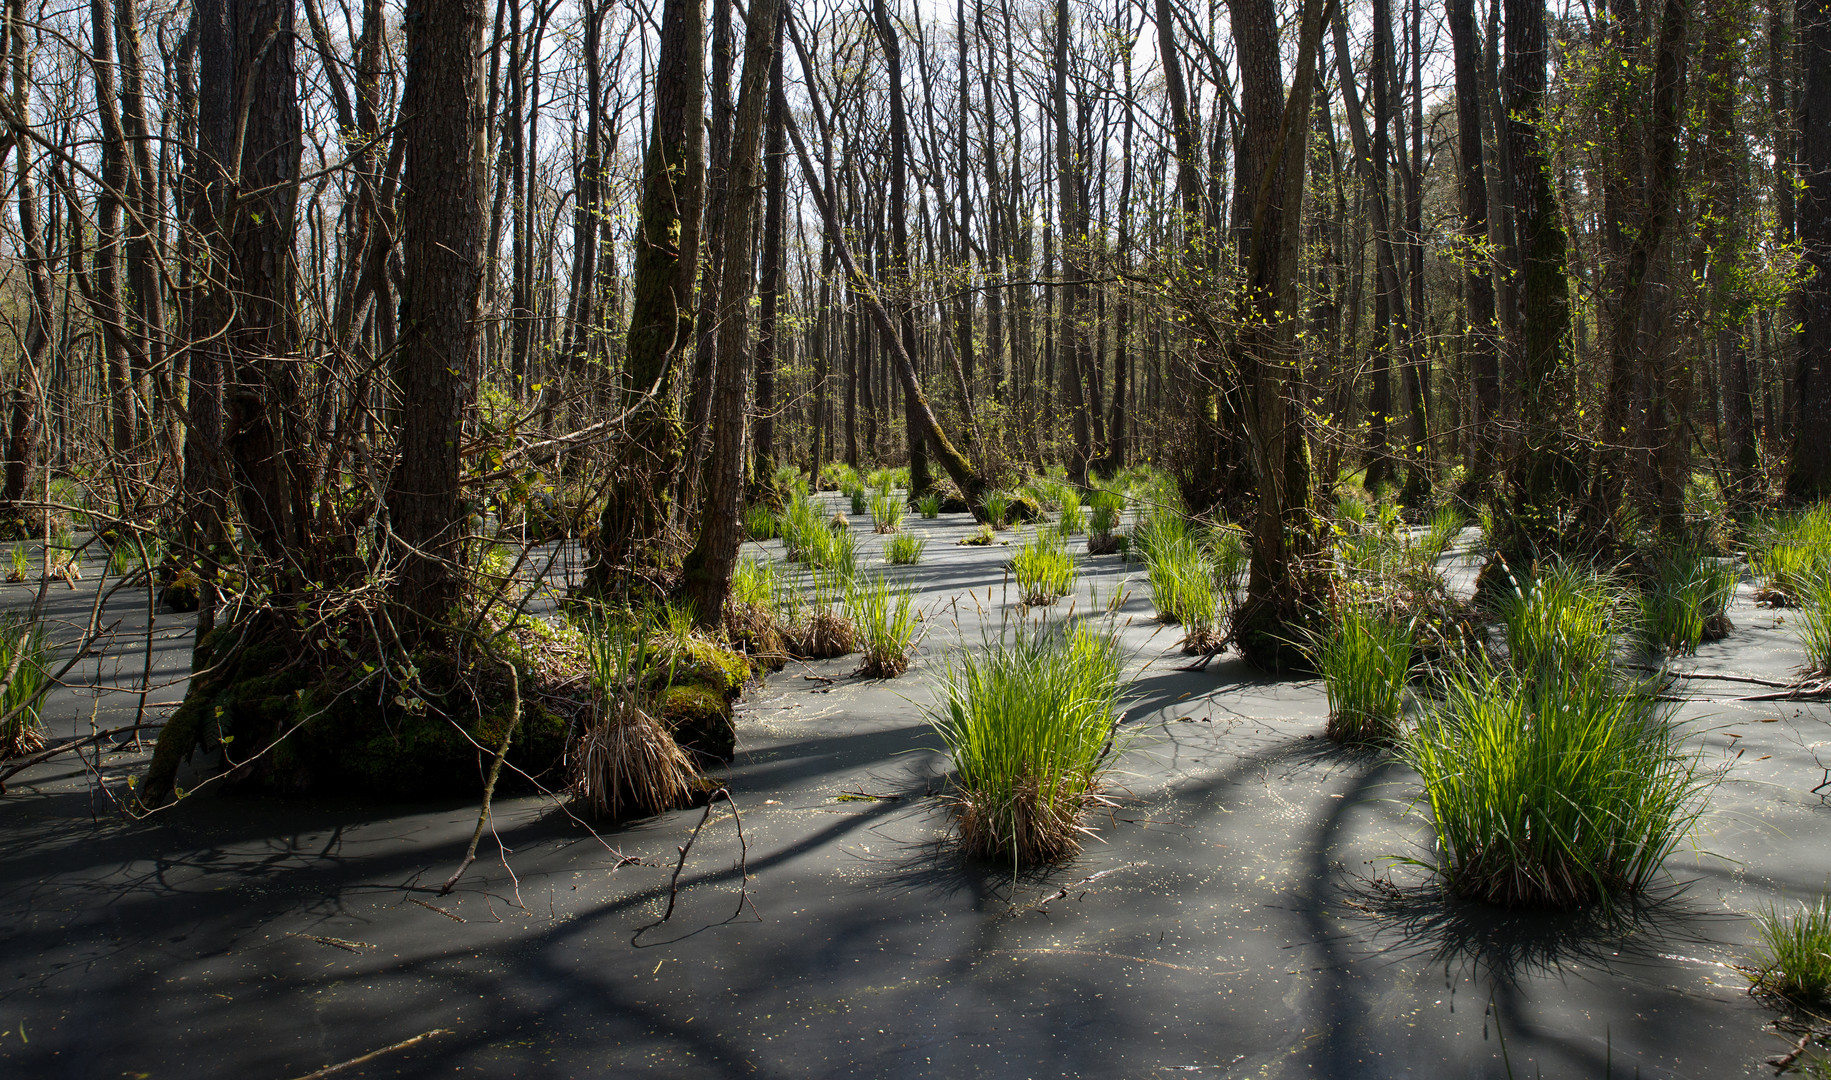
648 635 754 762
143 629 570 805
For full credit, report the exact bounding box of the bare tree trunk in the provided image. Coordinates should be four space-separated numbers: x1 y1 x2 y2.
1448 0 1499 490
753 3 785 492
2 0 51 527
682 0 788 626
1790 0 1831 500
873 0 933 497
389 0 488 628
588 0 705 588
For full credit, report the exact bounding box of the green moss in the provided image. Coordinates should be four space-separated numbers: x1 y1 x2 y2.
1005 496 1041 525
659 681 736 761
145 634 570 802
652 637 752 697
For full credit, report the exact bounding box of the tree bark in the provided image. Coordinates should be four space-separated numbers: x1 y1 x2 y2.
1447 0 1499 489
681 0 788 626
1790 0 1831 500
389 0 488 628
589 0 705 588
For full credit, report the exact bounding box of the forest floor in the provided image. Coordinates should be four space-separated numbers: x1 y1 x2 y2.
2 495 1828 1078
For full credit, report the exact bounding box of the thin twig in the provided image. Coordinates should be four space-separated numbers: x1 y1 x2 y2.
440 661 519 896
661 788 727 922
286 1028 451 1080
1030 863 1140 911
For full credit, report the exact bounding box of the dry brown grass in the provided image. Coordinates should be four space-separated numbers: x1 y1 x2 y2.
571 705 699 819
951 773 1112 864
791 608 857 660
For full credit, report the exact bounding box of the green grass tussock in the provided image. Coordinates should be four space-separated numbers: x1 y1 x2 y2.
1751 504 1831 605
1012 530 1076 606
1308 607 1414 744
935 620 1128 865
1404 664 1712 908
1749 892 1831 1004
1636 544 1737 654
871 491 906 533
885 532 926 565
0 614 53 758
850 574 919 677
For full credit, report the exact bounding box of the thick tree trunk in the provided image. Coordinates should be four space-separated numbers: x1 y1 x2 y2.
1228 0 1330 671
588 0 704 588
225 0 307 572
681 0 788 626
389 0 488 628
1447 0 1499 489
1501 0 1582 551
1790 0 1831 500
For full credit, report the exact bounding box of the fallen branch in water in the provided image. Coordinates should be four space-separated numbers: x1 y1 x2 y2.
287 1028 451 1080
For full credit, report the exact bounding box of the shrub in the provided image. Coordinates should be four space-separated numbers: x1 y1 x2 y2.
0 614 52 758
983 491 1011 530
870 490 905 533
743 504 778 542
1012 530 1076 606
1636 544 1738 654
1749 892 1831 1003
1309 607 1414 743
935 620 1127 864
850 574 918 677
774 463 807 499
867 468 896 496
918 493 941 519
885 532 926 565
818 461 856 491
1403 663 1713 908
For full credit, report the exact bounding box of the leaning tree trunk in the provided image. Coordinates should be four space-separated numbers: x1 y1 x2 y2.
388 0 488 630
783 12 987 510
873 0 933 498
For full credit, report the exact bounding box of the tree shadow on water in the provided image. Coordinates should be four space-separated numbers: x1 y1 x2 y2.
1336 872 1741 987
